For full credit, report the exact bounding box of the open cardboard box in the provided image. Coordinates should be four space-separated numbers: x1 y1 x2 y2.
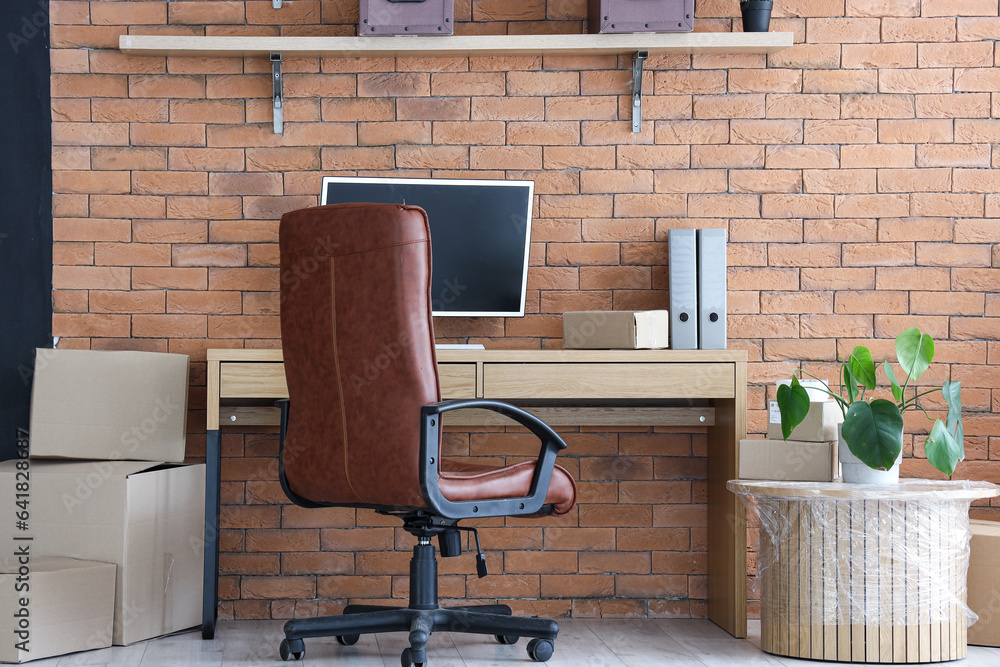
0 460 204 645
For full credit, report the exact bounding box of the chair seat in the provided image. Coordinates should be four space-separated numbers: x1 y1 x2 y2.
439 460 577 516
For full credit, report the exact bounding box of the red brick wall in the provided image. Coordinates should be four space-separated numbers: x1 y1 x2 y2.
49 1 1000 620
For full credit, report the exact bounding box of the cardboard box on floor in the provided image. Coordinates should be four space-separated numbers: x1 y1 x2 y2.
563 310 669 349
0 557 116 664
0 460 204 645
738 439 839 482
766 398 843 443
968 519 1000 647
28 348 189 462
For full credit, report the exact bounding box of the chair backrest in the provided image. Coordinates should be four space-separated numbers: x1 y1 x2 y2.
278 203 440 508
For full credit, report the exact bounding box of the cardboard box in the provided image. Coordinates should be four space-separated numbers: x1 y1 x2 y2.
968 519 1000 647
0 460 204 645
738 439 839 482
29 348 189 462
767 398 843 443
563 310 669 349
0 557 115 663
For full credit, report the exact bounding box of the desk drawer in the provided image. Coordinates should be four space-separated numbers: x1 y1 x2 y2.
439 363 477 398
220 362 476 400
220 362 288 399
482 363 735 399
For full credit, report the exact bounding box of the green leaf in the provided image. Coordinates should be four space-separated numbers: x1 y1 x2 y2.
942 380 964 448
776 376 811 441
925 419 963 477
883 361 903 403
895 327 934 382
942 380 962 430
848 346 877 390
842 399 904 470
842 362 858 404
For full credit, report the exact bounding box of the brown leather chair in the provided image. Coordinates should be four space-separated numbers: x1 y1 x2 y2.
277 203 577 666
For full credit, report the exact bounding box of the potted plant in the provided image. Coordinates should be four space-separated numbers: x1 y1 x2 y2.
740 1 773 32
776 327 964 483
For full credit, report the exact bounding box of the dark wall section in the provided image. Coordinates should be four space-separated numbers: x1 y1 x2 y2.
0 0 52 459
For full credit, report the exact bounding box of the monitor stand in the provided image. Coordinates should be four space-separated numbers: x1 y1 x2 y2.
435 343 486 350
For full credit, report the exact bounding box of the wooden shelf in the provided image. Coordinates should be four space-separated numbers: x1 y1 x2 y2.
119 32 793 58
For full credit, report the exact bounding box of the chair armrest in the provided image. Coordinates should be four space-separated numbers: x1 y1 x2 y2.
419 399 568 520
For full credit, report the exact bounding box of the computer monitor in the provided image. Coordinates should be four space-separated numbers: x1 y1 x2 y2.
321 176 534 318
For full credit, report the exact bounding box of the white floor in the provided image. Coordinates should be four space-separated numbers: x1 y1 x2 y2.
26 618 1000 666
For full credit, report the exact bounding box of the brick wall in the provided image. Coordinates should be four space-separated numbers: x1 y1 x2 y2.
49 0 1000 620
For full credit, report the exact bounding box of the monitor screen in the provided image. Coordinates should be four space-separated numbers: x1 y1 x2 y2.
321 176 534 317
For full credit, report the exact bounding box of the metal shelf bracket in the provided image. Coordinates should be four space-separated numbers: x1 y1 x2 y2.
631 50 648 134
271 53 283 134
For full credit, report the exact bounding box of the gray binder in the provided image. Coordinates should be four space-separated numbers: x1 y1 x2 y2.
668 228 698 350
697 228 727 350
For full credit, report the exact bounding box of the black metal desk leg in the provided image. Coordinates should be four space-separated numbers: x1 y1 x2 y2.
202 428 222 639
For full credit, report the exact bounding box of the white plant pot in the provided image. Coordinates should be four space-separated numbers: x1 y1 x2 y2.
838 424 902 484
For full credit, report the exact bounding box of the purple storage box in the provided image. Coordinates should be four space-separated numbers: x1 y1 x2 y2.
360 0 454 36
588 0 694 33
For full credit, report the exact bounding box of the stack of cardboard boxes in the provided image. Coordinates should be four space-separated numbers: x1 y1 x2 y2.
0 349 205 662
739 381 842 482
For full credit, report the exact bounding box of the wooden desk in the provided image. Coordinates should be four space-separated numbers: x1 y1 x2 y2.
203 348 748 639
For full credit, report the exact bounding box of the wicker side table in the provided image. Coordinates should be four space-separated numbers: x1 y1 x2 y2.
728 479 998 663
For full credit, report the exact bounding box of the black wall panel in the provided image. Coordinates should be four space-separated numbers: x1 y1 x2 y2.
0 0 53 459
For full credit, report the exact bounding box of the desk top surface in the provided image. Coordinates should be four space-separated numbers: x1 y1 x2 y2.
208 348 748 364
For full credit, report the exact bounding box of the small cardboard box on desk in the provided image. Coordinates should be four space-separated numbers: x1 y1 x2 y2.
968 519 1000 646
0 349 205 647
563 310 669 349
0 557 116 663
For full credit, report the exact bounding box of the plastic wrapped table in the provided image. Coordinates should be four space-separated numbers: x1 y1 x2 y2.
728 479 999 663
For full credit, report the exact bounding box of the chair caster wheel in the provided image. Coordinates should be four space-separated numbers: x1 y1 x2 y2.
401 646 426 666
495 634 519 644
336 634 360 645
279 638 305 661
527 638 554 662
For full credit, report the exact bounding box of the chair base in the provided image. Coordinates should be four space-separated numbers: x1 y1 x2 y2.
283 604 558 664
279 536 559 664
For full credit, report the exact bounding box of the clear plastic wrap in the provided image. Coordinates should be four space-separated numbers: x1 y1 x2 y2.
728 479 999 662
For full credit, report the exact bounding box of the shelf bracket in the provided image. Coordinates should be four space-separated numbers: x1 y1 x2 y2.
273 0 283 8
631 50 648 134
271 53 283 134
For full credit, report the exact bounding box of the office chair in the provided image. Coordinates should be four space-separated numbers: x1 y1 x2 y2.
276 203 577 666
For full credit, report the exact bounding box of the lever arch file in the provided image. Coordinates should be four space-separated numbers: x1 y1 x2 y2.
668 228 698 350
697 228 727 350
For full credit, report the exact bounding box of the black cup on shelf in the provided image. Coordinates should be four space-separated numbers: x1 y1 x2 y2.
740 0 773 32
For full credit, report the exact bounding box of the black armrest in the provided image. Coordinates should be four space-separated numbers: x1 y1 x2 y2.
419 399 568 520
